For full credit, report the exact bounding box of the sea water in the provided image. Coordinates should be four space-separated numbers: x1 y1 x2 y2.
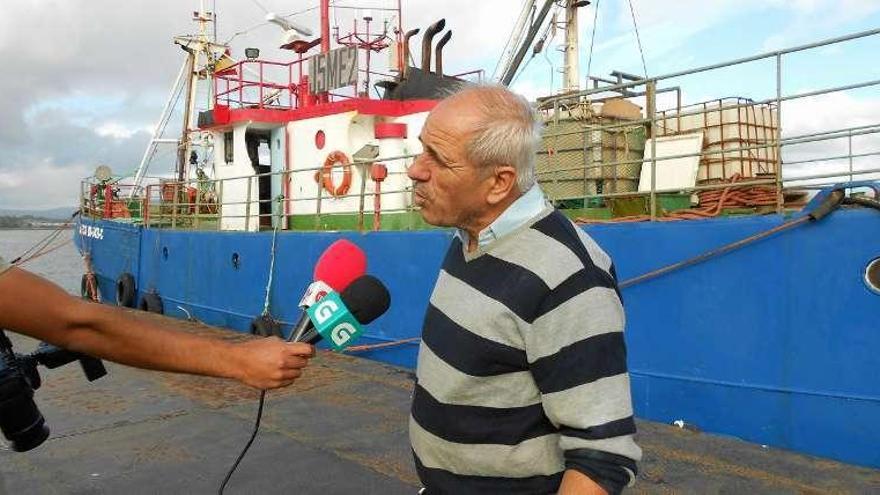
0 229 80 294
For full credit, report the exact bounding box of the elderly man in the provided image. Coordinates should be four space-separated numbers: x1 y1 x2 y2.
407 85 641 494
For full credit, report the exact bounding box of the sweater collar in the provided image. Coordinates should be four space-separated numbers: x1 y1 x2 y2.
455 184 549 249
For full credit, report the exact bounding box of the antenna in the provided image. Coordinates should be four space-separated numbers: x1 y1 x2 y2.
265 12 314 37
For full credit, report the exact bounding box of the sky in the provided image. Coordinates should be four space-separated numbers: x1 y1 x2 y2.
1 0 879 209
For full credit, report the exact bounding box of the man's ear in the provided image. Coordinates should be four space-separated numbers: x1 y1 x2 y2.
486 165 518 205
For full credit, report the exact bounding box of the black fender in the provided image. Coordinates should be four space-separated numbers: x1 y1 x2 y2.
250 315 283 338
115 272 136 308
138 292 164 314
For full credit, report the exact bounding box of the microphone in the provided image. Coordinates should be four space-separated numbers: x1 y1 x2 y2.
289 240 368 341
296 275 391 350
313 239 367 292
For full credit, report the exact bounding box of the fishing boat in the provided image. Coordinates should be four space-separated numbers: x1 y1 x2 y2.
73 0 880 470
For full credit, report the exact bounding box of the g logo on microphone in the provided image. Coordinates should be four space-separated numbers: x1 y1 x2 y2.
306 290 364 351
330 322 357 346
314 299 339 324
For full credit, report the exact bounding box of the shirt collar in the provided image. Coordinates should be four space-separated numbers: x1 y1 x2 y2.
456 184 549 249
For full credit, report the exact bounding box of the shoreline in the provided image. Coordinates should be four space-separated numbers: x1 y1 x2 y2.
0 226 73 231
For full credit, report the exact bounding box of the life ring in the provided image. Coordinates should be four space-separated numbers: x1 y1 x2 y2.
317 151 353 197
138 292 164 314
115 272 136 308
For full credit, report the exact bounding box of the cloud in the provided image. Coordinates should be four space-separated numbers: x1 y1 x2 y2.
760 0 880 50
95 122 152 140
781 92 880 184
784 91 880 137
0 171 25 190
0 161 92 210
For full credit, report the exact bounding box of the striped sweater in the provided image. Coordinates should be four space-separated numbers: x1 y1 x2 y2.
410 207 641 494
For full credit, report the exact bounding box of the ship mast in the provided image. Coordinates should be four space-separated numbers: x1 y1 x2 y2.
177 54 196 182
562 0 581 93
130 2 225 196
177 1 218 182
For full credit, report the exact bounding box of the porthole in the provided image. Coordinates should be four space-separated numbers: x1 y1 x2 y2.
315 130 326 150
162 246 169 260
231 252 241 269
865 258 880 295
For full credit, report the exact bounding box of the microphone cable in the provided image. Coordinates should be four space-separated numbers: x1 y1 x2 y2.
218 321 304 494
218 390 266 495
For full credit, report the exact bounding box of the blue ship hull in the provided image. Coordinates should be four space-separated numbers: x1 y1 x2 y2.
74 205 880 469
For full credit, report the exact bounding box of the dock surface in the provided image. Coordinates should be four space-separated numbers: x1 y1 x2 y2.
1 325 878 494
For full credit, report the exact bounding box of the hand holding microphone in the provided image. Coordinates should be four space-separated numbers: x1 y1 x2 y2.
220 239 391 493
231 339 316 390
234 239 373 389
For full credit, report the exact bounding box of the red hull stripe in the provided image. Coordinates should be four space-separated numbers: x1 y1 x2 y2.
202 99 437 129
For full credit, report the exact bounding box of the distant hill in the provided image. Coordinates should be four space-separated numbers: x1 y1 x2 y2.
0 207 78 220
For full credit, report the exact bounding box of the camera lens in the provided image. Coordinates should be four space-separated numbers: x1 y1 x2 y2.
0 371 50 452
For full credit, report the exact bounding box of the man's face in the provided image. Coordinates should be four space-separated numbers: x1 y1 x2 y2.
407 97 490 228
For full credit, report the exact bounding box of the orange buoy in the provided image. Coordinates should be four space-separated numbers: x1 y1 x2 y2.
318 150 353 197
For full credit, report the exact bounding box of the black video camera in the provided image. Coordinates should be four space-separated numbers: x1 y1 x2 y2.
0 329 107 452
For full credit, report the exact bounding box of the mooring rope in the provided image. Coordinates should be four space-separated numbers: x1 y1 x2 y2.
261 195 285 316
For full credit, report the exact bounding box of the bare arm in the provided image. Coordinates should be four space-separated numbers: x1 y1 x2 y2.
0 267 314 389
558 469 608 495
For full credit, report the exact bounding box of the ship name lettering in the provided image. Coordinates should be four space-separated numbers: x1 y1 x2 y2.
79 225 104 240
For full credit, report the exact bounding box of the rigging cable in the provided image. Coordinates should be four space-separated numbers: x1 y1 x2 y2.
262 196 284 316
627 0 648 78
511 6 557 86
223 21 272 45
585 0 600 82
11 212 78 266
248 0 270 14
511 53 537 86
281 6 319 18
492 0 536 80
140 67 188 177
12 229 64 264
14 240 72 267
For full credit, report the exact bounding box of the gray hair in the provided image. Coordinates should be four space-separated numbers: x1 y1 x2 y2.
450 84 541 193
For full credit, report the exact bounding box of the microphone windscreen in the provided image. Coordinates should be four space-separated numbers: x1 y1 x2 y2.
314 239 367 291
340 275 391 325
